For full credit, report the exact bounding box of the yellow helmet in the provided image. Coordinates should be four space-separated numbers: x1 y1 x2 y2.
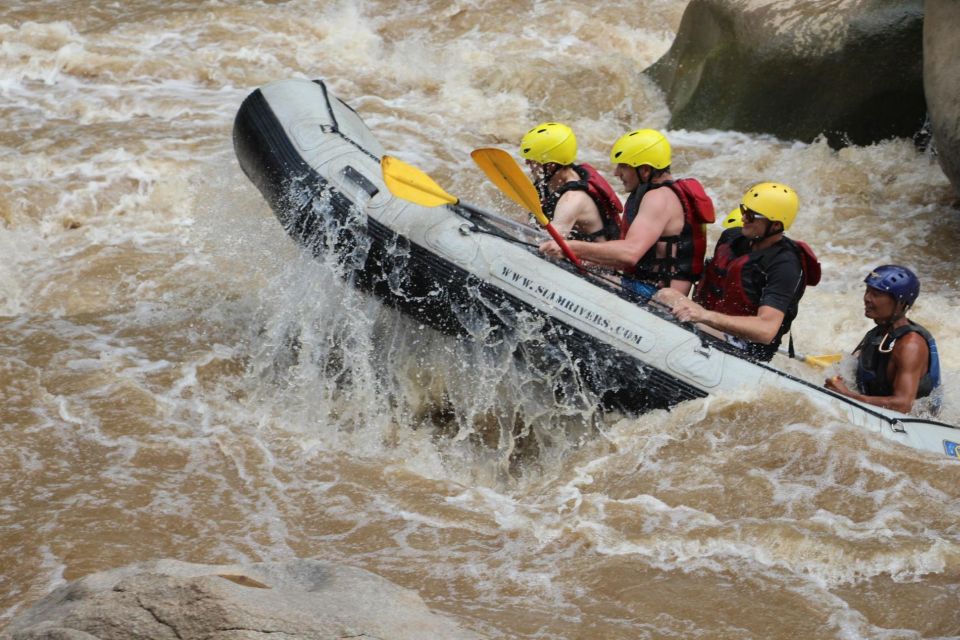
740 182 799 230
609 128 671 169
722 208 743 228
519 122 577 165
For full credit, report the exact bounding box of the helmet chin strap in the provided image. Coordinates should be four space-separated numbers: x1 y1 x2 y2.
751 220 783 242
893 302 911 322
535 162 562 191
636 166 657 186
531 162 558 201
879 302 911 330
629 167 655 205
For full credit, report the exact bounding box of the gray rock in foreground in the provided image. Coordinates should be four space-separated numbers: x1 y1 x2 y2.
0 559 483 640
645 0 925 148
924 0 960 197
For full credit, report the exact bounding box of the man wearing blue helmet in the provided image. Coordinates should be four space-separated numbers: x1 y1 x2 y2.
825 265 941 413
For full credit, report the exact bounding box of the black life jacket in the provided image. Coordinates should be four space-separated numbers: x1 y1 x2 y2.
855 321 941 399
624 178 715 285
540 163 624 241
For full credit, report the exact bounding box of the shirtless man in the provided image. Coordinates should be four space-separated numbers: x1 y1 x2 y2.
825 265 941 413
519 122 623 242
540 129 712 298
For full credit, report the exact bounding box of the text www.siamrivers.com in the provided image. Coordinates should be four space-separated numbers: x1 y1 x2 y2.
497 264 646 347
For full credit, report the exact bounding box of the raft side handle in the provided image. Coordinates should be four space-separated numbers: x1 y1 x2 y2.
341 165 379 197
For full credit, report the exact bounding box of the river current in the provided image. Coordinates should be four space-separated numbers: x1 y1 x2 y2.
2 2 960 638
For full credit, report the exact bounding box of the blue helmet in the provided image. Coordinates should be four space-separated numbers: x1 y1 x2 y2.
864 265 920 306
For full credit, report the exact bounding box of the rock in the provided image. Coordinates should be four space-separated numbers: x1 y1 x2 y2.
924 0 960 196
645 0 926 148
0 559 483 640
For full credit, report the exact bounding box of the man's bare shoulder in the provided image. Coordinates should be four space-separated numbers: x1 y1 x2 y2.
639 185 682 210
558 188 599 212
893 330 930 362
633 185 684 235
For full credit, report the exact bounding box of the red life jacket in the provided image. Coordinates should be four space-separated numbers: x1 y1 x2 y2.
628 178 716 284
545 163 624 241
696 234 821 316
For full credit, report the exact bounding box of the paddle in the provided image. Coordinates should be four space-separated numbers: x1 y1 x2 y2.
777 347 842 368
470 148 584 269
653 290 842 367
381 155 464 207
382 155 550 251
695 320 841 368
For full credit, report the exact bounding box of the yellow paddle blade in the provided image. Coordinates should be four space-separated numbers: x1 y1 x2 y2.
804 353 843 368
381 155 458 207
470 148 548 224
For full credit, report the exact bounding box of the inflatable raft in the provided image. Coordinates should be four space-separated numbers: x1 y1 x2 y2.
232 78 960 460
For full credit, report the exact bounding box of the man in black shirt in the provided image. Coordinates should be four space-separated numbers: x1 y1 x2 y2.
656 183 819 361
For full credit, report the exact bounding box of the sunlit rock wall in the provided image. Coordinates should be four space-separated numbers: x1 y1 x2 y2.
924 0 960 196
646 0 926 149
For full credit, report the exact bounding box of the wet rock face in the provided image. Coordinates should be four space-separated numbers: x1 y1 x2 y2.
645 0 926 149
924 0 960 196
0 559 483 640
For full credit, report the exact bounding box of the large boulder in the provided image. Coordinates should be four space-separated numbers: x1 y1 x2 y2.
924 0 960 196
0 559 482 640
645 0 926 148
